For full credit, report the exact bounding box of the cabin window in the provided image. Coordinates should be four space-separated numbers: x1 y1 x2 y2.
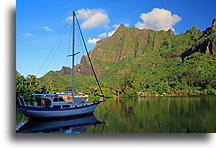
62 105 70 108
59 98 65 102
53 105 61 109
53 98 58 102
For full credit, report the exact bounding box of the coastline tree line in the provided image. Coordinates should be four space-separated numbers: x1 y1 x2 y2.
16 72 57 100
16 18 216 98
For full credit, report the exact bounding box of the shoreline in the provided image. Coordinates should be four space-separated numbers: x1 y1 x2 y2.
113 93 213 98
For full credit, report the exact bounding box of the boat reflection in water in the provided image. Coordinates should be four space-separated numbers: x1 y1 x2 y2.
17 115 101 133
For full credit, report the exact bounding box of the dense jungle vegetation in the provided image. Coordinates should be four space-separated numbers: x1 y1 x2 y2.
16 18 216 99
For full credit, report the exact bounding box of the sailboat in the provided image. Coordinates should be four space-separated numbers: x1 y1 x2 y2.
17 11 103 119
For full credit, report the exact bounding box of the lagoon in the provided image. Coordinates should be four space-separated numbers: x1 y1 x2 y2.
16 95 216 133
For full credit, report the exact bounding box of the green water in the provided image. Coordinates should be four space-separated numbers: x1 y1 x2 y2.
16 96 216 133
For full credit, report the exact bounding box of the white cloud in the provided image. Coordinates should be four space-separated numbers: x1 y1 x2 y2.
135 8 181 31
112 24 120 29
87 38 100 45
67 8 109 29
108 30 116 37
112 23 129 29
21 33 34 37
125 23 130 27
98 32 107 38
88 23 129 44
41 26 54 32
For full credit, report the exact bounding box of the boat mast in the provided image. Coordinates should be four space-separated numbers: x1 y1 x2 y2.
72 11 75 99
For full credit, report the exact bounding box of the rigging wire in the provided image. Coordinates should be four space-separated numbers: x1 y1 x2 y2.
77 32 85 57
36 21 69 77
43 23 70 76
75 14 104 97
35 11 104 98
65 22 73 67
76 21 92 87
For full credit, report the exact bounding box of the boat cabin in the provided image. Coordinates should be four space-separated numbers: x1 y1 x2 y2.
34 96 72 109
32 95 89 109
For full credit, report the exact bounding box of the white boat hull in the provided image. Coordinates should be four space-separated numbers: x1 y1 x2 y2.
19 102 101 119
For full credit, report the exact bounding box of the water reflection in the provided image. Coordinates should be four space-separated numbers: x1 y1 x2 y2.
17 115 101 133
92 96 216 133
16 96 216 133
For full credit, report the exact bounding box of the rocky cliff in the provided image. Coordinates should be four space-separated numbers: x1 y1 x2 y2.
88 24 172 62
181 18 216 59
186 26 202 34
60 66 71 75
71 18 215 76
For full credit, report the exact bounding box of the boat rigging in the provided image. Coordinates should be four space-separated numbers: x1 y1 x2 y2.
17 11 104 119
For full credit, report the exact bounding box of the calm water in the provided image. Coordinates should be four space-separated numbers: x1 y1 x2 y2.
16 96 216 133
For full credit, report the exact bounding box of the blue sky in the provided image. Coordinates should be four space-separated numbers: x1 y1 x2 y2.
16 0 216 77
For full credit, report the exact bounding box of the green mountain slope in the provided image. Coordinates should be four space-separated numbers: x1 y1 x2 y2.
39 70 96 93
40 18 216 97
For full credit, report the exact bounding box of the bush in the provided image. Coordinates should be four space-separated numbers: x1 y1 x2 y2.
121 88 138 98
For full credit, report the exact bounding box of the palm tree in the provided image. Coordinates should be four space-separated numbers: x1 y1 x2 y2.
46 82 57 94
16 74 27 95
26 75 37 86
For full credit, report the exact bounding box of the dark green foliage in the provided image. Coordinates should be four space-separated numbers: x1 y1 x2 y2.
17 19 216 98
16 73 57 100
42 46 214 98
95 21 216 97
40 71 96 94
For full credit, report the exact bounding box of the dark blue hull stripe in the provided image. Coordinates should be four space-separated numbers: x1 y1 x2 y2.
29 112 95 119
19 102 100 111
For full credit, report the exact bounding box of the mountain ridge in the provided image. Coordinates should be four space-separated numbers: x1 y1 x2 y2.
74 18 215 76
40 18 216 97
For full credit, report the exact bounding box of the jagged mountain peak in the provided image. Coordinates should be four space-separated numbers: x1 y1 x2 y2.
186 26 202 34
74 18 215 76
118 24 127 29
212 17 216 30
